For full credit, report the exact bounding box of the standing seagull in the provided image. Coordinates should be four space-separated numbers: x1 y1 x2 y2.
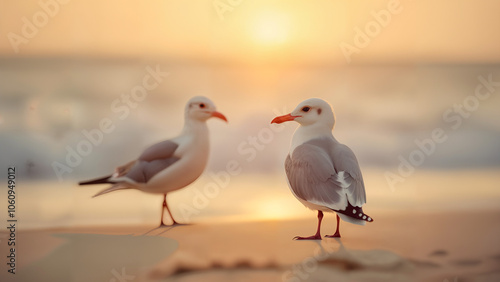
79 96 227 226
271 98 372 240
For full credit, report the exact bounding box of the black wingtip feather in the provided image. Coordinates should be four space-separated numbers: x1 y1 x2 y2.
78 175 113 185
333 201 374 223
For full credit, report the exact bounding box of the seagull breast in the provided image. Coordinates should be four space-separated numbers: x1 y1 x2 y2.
145 126 210 193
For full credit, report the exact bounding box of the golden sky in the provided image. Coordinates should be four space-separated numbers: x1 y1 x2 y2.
1 0 500 65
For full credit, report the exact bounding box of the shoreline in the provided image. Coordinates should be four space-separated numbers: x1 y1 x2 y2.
1 210 499 281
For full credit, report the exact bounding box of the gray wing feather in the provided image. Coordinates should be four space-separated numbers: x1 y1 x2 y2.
126 140 180 183
286 137 367 210
285 144 348 211
331 144 366 207
138 140 179 162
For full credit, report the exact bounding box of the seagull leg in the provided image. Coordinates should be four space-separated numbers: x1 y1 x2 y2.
159 194 168 226
294 210 323 240
164 197 179 225
325 214 341 238
159 194 179 226
143 195 177 235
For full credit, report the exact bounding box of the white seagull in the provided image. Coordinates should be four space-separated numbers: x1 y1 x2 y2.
271 98 372 240
79 96 227 226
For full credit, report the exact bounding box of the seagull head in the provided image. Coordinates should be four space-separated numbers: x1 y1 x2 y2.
271 98 335 129
185 96 227 123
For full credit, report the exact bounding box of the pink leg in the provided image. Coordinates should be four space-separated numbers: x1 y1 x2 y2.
164 196 178 225
294 211 323 240
159 194 167 226
325 214 341 238
159 194 179 226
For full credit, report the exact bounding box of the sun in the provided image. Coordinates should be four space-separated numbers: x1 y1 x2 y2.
251 11 290 46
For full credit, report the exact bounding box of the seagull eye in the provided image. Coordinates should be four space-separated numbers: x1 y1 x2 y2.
302 106 310 112
199 103 206 108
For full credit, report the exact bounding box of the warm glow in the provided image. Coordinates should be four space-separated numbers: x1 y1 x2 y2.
253 197 304 221
250 10 290 46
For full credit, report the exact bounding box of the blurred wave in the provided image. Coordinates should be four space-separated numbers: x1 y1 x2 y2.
1 58 500 182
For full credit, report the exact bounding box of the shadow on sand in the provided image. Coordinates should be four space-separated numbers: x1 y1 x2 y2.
16 233 177 282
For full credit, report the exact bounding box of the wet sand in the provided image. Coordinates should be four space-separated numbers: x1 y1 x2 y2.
1 210 499 281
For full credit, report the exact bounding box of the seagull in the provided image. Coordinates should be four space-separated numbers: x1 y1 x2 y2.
79 96 227 226
271 98 372 240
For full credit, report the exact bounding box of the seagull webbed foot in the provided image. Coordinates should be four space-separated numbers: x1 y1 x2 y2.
293 234 322 240
325 232 341 238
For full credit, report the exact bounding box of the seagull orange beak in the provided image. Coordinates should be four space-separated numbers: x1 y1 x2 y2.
211 111 228 122
271 113 300 124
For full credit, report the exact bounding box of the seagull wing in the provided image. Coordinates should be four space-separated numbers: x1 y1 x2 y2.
285 142 348 211
137 140 179 162
331 143 367 207
125 140 180 183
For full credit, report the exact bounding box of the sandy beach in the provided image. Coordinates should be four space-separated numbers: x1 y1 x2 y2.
1 209 499 282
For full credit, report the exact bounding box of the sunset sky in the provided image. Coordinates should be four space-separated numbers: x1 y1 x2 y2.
1 0 500 64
